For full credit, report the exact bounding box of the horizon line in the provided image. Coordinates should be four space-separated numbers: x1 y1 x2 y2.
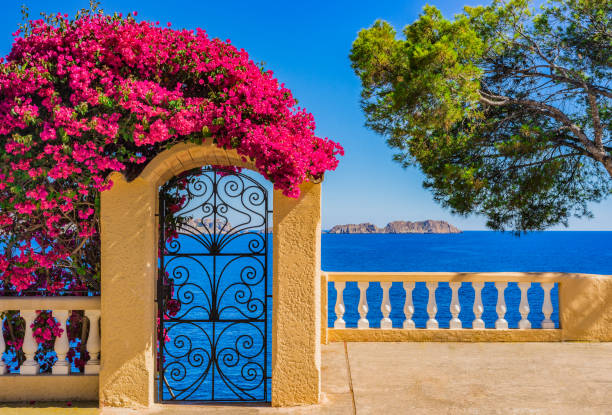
321 229 612 232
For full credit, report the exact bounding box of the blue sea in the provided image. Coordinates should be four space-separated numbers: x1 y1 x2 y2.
159 231 612 401
323 231 612 274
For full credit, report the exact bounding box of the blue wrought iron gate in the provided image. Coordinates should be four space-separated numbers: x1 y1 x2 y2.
157 167 271 403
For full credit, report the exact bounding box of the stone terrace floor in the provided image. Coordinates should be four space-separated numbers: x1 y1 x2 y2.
1 342 611 415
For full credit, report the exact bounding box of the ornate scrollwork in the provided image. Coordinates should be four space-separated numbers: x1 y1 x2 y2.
158 167 270 403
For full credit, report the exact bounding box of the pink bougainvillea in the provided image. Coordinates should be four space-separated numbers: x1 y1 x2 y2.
0 8 343 293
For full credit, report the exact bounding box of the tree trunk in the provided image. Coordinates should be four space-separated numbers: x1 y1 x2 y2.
603 157 612 179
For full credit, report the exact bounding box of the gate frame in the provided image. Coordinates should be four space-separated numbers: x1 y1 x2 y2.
100 142 322 408
157 166 272 403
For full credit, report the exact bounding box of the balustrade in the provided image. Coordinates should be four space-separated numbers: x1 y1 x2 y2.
357 282 369 329
425 282 439 329
518 282 531 329
380 282 392 329
495 282 509 329
402 282 415 329
0 320 6 375
84 310 101 375
327 274 559 331
333 281 346 329
541 283 555 329
472 282 485 329
52 310 71 375
20 310 40 375
0 297 100 376
449 282 461 329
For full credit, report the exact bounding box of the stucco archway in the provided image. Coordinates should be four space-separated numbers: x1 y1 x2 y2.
99 141 322 408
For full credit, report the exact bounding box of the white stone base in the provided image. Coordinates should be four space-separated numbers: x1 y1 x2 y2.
52 364 70 375
518 320 532 329
426 319 439 329
380 318 393 329
403 320 415 329
0 364 6 375
357 319 369 329
472 319 485 329
19 363 39 375
84 363 100 375
495 320 509 330
449 318 462 329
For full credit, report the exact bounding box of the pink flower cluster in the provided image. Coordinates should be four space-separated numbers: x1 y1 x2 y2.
31 311 64 344
0 11 343 292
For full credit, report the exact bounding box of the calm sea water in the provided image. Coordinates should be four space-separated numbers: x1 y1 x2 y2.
322 231 612 274
160 231 611 401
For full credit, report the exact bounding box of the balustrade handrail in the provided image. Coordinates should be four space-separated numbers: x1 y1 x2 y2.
0 296 101 376
323 271 584 332
0 296 100 311
321 270 612 341
324 271 610 283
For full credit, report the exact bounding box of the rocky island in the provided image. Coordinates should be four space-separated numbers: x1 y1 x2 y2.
327 220 461 234
186 217 232 232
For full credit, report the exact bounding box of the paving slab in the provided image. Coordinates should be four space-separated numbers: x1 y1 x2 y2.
346 342 612 415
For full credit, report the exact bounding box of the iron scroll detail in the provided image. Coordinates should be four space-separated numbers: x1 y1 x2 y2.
157 167 271 403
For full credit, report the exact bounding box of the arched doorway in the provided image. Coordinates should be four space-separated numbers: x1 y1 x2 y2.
100 142 322 408
157 166 272 402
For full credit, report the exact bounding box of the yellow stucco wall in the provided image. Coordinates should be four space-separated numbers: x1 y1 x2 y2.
0 376 98 402
271 182 322 407
99 142 322 408
328 329 563 342
100 174 156 408
559 274 612 341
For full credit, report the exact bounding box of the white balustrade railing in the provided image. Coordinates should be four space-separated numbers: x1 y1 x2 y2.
495 282 509 329
0 297 100 376
449 282 461 329
402 281 415 329
327 273 560 330
333 281 346 329
380 282 392 329
357 282 369 329
541 283 555 329
472 282 485 329
518 282 531 329
425 281 438 329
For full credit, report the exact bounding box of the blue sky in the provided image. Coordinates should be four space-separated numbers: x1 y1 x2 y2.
2 0 610 230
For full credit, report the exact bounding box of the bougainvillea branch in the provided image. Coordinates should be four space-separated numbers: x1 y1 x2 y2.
0 4 343 293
